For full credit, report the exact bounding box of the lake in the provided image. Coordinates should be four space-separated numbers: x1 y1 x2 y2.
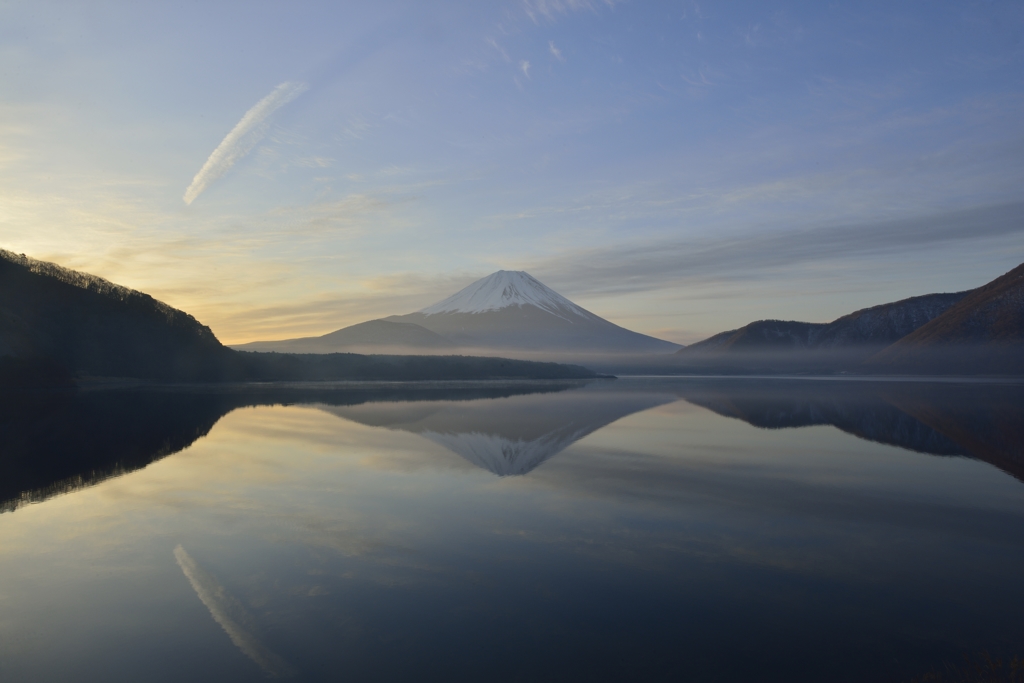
0 377 1022 682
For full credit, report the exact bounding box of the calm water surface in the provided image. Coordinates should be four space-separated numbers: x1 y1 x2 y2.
0 377 1022 682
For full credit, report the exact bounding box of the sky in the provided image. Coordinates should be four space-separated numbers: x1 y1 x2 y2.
1 0 1022 345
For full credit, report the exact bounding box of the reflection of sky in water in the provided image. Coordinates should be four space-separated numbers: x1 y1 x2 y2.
0 381 1022 682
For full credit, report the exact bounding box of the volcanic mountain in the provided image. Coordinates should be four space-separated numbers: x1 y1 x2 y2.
238 271 681 357
385 271 680 355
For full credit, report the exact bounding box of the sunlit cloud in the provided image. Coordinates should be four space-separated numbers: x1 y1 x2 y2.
520 60 531 78
549 41 564 61
183 81 309 205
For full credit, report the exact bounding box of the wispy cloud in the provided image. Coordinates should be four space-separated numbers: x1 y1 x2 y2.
183 82 308 205
680 65 714 87
531 201 1024 297
174 545 294 678
522 0 623 24
549 41 564 61
485 37 511 63
520 60 531 78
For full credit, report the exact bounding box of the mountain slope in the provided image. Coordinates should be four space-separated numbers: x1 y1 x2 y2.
232 319 454 353
682 320 825 354
0 249 231 381
816 292 970 347
679 291 969 359
868 262 1024 372
386 271 681 355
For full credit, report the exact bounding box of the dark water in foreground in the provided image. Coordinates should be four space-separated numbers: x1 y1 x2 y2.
0 377 1022 682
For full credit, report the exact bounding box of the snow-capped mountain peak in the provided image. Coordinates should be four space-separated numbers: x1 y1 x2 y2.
419 270 592 319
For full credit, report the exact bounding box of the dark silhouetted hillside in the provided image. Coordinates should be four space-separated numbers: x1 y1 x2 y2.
0 249 232 382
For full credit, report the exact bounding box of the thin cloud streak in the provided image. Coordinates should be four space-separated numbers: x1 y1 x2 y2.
522 0 623 24
174 545 294 678
533 202 1024 297
184 82 308 205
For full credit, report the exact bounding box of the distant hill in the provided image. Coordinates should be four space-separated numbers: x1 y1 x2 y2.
233 319 454 354
817 292 970 347
674 290 971 375
681 291 968 357
682 320 825 354
672 264 1024 375
386 270 681 355
868 262 1024 373
0 250 601 384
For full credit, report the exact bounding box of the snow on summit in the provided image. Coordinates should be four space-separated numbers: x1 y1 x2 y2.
419 271 593 319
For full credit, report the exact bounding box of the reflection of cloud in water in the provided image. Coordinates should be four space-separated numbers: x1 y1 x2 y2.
321 387 676 476
173 545 294 678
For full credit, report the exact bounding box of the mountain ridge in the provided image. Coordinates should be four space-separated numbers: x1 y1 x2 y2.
680 291 969 357
867 262 1024 373
672 263 1022 375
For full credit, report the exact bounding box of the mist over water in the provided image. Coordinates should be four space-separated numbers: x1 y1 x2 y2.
0 377 1022 682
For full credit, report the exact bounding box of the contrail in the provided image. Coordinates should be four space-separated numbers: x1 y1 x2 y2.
174 544 294 678
183 81 308 205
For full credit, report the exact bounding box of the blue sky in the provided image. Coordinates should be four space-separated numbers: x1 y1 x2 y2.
2 0 1022 343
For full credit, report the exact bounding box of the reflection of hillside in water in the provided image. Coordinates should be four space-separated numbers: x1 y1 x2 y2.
3 378 1022 512
321 389 676 476
0 381 590 512
676 380 1024 482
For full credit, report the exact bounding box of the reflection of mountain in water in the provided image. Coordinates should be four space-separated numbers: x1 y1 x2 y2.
321 388 675 476
0 381 591 512
676 380 1024 482
4 378 1022 512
